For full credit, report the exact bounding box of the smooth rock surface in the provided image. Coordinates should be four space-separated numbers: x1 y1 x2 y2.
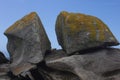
4 12 51 75
55 11 119 54
46 48 120 80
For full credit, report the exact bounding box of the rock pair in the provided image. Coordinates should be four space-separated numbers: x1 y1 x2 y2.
0 11 119 80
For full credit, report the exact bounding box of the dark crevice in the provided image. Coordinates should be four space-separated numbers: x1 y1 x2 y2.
37 61 52 71
8 71 31 80
30 68 45 80
102 69 120 77
69 47 109 56
0 51 9 64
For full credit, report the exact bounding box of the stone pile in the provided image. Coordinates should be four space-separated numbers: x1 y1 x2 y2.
0 11 120 80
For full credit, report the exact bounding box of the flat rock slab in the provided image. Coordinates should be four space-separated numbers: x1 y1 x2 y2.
55 11 119 54
4 12 51 75
46 48 120 80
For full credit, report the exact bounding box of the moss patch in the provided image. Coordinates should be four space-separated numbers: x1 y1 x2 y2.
5 12 37 33
59 11 110 42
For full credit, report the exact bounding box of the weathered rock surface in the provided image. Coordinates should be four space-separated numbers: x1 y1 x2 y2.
31 62 80 80
55 11 119 54
0 64 10 80
46 48 120 80
38 67 80 80
45 49 67 61
0 51 9 64
4 12 51 75
1 11 120 80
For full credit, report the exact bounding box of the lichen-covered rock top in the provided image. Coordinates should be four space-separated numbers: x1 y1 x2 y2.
55 11 119 54
5 12 38 34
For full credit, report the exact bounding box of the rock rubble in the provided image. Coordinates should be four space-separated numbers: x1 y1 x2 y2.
0 11 120 80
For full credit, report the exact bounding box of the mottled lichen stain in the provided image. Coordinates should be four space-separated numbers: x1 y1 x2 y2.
5 12 37 33
59 11 112 42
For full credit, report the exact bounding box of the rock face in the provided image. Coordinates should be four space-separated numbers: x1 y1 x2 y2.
46 48 120 80
4 12 51 75
55 11 119 54
33 62 80 80
1 11 120 80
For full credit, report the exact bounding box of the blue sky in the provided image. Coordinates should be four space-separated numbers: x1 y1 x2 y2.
0 0 120 57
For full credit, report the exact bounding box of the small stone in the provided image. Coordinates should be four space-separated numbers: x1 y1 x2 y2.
55 11 119 54
4 12 51 75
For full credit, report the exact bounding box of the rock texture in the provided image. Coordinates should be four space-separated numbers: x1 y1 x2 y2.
4 12 51 75
0 64 10 80
55 11 119 54
46 48 120 80
0 11 120 80
34 62 80 80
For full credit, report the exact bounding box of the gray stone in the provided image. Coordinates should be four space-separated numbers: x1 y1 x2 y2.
4 12 51 75
46 48 120 80
55 11 119 54
35 61 80 80
0 64 10 80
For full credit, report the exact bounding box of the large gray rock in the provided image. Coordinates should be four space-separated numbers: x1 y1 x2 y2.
4 12 51 75
46 48 120 80
55 11 119 54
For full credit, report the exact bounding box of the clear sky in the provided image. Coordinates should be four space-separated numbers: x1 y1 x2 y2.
0 0 120 57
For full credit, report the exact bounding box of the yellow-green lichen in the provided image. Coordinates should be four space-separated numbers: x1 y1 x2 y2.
5 12 37 33
59 12 110 42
